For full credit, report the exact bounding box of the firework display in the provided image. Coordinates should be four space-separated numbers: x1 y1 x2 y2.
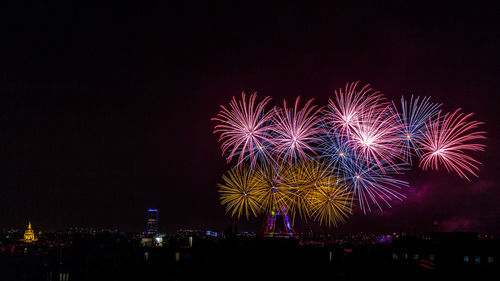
213 82 487 229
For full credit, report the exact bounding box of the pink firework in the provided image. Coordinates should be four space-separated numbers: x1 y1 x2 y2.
212 92 275 167
348 103 407 172
326 82 383 136
272 97 323 163
418 109 487 181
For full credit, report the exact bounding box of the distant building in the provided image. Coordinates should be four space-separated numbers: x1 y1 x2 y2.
23 221 38 243
147 209 158 237
140 237 154 247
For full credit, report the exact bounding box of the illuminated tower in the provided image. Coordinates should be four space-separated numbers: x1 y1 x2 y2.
147 209 158 237
23 221 38 243
264 206 295 238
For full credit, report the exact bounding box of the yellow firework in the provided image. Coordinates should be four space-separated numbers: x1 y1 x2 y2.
281 161 337 220
218 166 263 219
252 163 294 215
308 182 353 227
217 160 354 227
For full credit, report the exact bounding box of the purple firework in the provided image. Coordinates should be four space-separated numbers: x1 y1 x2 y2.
272 97 323 163
212 92 275 167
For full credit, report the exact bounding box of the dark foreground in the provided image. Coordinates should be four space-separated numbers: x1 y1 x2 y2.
1 233 499 281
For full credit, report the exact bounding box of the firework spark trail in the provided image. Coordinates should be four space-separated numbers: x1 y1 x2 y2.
253 163 294 215
418 109 486 181
393 95 441 163
218 166 264 219
272 97 323 163
348 103 407 172
342 156 408 214
308 184 353 227
212 92 275 168
326 82 383 136
317 129 353 173
280 160 337 221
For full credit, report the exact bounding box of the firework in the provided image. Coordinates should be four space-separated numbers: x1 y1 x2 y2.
393 95 441 163
272 97 323 163
213 83 487 228
326 82 383 136
348 103 406 172
281 160 353 226
308 183 353 227
218 166 264 219
280 161 336 221
317 130 353 172
212 92 275 168
342 156 408 214
418 109 486 180
253 163 293 215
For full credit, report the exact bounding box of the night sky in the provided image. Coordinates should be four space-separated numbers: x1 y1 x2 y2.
1 2 499 234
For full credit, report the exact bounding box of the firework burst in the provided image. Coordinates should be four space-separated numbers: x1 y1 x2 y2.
317 130 353 172
348 103 406 172
308 183 353 227
393 95 441 163
218 166 264 219
418 109 486 180
326 82 383 136
280 160 336 221
272 97 323 163
253 163 293 215
212 92 275 168
342 157 408 214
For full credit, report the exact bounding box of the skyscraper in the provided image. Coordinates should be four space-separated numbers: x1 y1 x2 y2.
147 209 158 237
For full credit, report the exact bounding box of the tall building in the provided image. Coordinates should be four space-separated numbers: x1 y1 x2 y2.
147 209 158 237
23 221 38 243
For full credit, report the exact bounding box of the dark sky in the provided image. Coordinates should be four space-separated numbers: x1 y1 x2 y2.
1 2 499 234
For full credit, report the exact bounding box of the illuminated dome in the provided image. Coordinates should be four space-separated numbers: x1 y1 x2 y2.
23 221 38 243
